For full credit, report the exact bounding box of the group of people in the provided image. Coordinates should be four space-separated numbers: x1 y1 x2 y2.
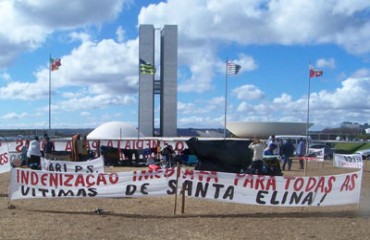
248 135 307 175
26 134 55 169
24 133 91 169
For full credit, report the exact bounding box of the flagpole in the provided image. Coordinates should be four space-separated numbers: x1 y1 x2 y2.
305 66 311 154
48 54 52 137
224 60 228 139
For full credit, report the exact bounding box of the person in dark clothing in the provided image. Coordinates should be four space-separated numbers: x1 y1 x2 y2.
281 138 295 171
43 137 55 159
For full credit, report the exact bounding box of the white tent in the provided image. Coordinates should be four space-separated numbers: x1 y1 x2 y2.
87 121 144 140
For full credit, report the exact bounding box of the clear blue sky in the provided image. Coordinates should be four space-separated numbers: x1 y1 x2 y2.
0 0 369 131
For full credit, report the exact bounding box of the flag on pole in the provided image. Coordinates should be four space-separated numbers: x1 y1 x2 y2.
50 58 62 71
309 67 323 78
140 59 156 75
227 61 241 75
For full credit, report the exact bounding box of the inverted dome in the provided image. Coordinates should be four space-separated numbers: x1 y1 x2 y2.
227 121 313 139
87 121 144 140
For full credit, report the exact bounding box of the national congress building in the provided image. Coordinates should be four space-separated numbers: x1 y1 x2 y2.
138 25 178 137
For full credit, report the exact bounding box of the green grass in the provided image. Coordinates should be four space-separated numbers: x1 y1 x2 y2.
333 142 370 154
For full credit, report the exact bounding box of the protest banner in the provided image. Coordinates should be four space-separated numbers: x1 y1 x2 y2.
0 144 11 174
40 156 105 173
308 148 324 162
9 167 178 200
179 169 362 207
333 154 363 169
9 166 362 208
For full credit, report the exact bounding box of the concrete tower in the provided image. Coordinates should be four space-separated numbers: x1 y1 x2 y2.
138 25 155 137
138 25 178 137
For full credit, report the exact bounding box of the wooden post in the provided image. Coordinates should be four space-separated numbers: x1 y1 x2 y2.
173 162 181 215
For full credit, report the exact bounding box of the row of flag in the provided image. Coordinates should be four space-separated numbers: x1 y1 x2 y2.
51 56 323 78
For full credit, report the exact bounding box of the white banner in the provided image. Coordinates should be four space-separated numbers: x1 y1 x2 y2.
308 148 324 162
333 154 363 169
9 167 362 207
5 138 188 160
9 167 178 200
179 169 362 207
0 144 11 174
40 157 105 173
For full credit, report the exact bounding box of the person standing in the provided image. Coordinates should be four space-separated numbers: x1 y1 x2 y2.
248 138 266 174
281 138 295 171
43 136 55 159
297 138 306 169
27 136 41 169
80 135 89 161
267 135 280 155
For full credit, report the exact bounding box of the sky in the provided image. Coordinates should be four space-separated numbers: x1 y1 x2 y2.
0 0 370 132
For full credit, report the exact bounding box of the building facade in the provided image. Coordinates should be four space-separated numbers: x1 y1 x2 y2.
138 25 178 137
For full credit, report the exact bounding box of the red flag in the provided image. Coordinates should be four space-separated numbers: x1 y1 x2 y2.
50 58 62 71
309 68 323 78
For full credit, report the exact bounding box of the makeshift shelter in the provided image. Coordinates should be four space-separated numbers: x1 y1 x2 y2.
186 137 253 173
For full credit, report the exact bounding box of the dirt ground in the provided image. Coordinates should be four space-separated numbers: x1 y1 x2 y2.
1 161 370 240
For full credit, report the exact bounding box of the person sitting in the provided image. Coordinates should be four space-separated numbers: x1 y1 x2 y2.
264 143 277 156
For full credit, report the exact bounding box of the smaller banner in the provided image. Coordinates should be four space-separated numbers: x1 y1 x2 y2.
308 148 324 162
0 144 11 174
333 154 363 169
41 156 105 173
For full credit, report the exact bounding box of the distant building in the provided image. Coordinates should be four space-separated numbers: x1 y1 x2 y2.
138 25 178 137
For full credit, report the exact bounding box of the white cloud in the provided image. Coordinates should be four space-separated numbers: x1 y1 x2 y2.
316 58 336 69
0 0 128 68
232 85 265 100
139 0 370 53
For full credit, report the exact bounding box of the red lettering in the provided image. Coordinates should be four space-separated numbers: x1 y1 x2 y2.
255 176 265 190
64 174 74 186
293 177 304 191
31 172 38 185
305 177 317 192
314 177 326 193
136 140 143 149
265 176 276 191
96 174 108 185
175 142 185 152
74 175 86 187
109 173 119 184
65 141 72 151
40 174 48 186
15 140 25 152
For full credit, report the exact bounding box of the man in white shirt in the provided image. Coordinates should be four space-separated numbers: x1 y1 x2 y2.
27 136 41 169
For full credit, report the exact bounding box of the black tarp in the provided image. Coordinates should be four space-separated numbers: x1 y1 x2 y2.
186 137 253 173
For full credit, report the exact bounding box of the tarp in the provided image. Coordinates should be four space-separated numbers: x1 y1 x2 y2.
185 137 253 173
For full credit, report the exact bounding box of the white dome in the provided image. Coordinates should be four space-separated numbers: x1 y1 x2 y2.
87 121 144 140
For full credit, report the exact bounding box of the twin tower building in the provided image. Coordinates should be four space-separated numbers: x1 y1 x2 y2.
138 25 178 137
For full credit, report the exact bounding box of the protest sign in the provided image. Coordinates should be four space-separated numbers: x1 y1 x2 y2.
41 156 105 173
9 167 177 200
0 144 11 174
179 169 362 207
334 154 363 169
